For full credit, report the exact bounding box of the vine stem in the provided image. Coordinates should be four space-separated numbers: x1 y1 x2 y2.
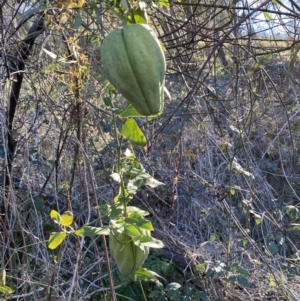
139 280 148 301
112 112 127 217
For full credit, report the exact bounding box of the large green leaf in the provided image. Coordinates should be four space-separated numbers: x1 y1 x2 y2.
0 285 13 295
75 226 110 236
134 234 164 248
124 224 141 236
118 103 144 117
134 267 161 281
121 118 147 147
48 232 67 250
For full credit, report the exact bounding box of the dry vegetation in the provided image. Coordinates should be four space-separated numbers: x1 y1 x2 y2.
1 0 300 300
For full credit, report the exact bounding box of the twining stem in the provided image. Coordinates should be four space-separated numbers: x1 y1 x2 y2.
112 112 127 217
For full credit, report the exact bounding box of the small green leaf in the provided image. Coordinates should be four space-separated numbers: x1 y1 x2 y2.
90 35 100 43
157 0 169 7
227 275 237 284
289 223 300 231
60 211 74 226
21 6 43 20
75 226 110 236
166 282 181 290
50 210 61 224
27 196 45 211
103 97 113 108
195 291 208 300
237 267 250 277
285 205 298 219
167 289 181 299
196 263 205 274
237 275 249 287
121 118 147 147
229 188 235 195
268 242 279 255
264 11 273 20
110 173 121 183
129 7 148 24
48 232 66 249
250 210 262 225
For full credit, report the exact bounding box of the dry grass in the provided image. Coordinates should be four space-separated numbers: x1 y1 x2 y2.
1 5 300 301
2 54 300 301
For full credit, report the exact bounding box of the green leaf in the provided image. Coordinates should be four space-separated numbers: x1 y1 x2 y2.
134 267 162 281
196 263 205 274
103 97 113 108
0 285 13 295
121 118 147 147
50 210 61 224
227 275 237 284
237 267 250 277
129 7 148 24
126 167 164 194
48 232 67 249
195 291 208 300
167 289 181 299
75 226 110 236
210 233 216 242
73 11 82 30
27 196 45 211
157 0 169 7
60 211 74 226
100 203 123 219
21 6 44 20
237 275 249 287
268 242 279 255
289 223 300 231
110 172 121 183
144 176 164 188
250 210 262 225
166 282 181 290
127 206 149 216
264 11 273 20
117 103 144 117
125 216 154 231
285 205 298 219
124 224 141 236
136 235 164 248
